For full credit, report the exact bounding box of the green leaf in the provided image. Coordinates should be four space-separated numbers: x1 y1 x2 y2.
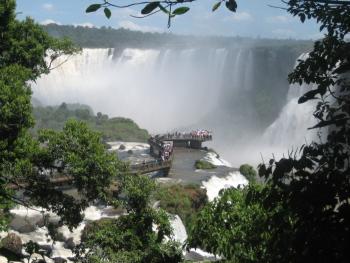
172 6 190 15
212 1 222 12
141 2 160 15
86 4 102 13
225 0 237 12
104 8 111 19
300 13 306 23
298 89 319 104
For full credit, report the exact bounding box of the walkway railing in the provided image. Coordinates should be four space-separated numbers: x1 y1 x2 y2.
130 159 172 174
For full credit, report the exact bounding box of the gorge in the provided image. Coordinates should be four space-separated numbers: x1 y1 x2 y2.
32 40 316 166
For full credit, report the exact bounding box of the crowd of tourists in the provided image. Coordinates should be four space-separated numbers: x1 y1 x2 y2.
160 141 173 162
149 129 212 163
190 129 212 140
160 130 212 140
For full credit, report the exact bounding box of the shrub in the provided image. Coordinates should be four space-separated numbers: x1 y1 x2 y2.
155 184 208 231
195 160 216 170
239 164 257 183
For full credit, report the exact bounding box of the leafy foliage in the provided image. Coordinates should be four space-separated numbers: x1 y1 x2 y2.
32 103 149 142
42 23 312 50
187 1 350 262
195 160 217 169
75 174 183 263
0 0 120 232
154 184 207 231
0 1 79 80
255 1 350 262
187 184 273 262
86 0 237 27
239 164 257 183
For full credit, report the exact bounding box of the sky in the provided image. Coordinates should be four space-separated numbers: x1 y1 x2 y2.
16 0 323 39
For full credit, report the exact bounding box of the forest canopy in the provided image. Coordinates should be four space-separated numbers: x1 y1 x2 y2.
42 23 313 50
32 102 149 142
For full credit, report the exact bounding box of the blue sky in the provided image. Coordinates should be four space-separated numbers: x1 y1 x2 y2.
16 0 323 39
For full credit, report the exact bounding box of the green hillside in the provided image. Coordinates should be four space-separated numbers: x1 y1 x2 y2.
32 102 149 142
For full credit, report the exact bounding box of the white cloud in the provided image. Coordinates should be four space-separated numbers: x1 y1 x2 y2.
272 28 297 38
74 22 95 28
118 20 162 32
223 11 253 22
266 15 291 23
42 3 54 11
40 19 61 25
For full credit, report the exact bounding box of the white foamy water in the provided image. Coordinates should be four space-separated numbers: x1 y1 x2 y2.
201 152 232 167
202 171 248 201
2 204 122 261
169 215 187 244
108 141 149 153
262 53 319 152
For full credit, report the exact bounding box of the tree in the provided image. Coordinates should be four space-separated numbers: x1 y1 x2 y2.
0 0 120 232
109 0 350 261
187 184 273 262
239 164 257 183
75 174 183 263
256 1 350 262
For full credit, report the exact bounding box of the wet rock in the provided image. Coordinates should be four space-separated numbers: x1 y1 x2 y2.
25 254 54 263
63 238 75 250
119 144 126 150
1 233 22 256
52 257 66 263
127 149 133 154
38 244 52 257
9 208 44 233
9 219 36 234
17 224 36 234
26 253 44 263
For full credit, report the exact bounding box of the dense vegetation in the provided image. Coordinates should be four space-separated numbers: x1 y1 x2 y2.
239 164 257 183
187 184 270 262
1 0 349 262
77 174 183 263
43 23 312 51
194 160 217 170
0 0 109 232
0 1 180 262
154 184 208 231
187 1 350 262
33 102 149 142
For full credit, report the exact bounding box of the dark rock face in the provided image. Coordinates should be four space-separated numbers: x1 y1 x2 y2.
39 244 53 257
119 144 126 150
1 233 22 256
52 257 67 263
63 237 75 250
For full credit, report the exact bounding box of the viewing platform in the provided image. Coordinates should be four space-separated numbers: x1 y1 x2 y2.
7 160 172 190
149 130 212 151
9 130 212 189
129 159 172 175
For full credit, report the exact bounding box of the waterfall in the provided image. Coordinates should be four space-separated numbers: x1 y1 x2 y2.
33 48 228 132
262 83 318 149
32 46 305 164
262 53 319 150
